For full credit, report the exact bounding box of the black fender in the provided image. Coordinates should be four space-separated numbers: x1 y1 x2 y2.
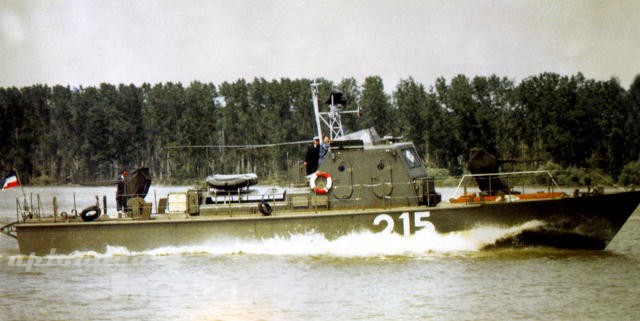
258 202 272 216
80 206 101 222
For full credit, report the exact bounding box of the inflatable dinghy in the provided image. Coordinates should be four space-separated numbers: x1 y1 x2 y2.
206 173 258 190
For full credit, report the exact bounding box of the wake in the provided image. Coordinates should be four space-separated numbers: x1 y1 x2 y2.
23 220 546 259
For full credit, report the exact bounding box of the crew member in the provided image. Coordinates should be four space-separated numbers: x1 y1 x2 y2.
116 169 128 212
319 136 330 166
304 137 320 175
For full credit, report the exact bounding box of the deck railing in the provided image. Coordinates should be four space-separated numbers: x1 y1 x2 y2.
453 170 561 197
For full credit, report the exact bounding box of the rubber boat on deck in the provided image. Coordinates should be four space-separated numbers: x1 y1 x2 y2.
205 173 258 190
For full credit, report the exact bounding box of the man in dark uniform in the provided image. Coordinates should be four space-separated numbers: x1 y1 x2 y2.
116 169 128 212
304 136 320 175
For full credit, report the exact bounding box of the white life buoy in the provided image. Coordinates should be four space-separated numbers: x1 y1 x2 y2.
310 171 333 194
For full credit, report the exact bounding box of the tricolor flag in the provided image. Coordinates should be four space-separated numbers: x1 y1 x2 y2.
2 171 20 190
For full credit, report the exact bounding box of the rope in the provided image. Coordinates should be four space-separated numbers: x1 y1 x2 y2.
164 140 311 150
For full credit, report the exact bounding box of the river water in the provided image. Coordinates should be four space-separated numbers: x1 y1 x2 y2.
1 186 639 320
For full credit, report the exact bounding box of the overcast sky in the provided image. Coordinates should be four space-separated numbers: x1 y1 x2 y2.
1 0 639 91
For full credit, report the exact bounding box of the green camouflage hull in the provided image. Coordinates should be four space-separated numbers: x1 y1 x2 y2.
14 190 640 255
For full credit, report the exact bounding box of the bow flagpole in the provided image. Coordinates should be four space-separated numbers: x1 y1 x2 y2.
3 168 27 209
13 167 27 201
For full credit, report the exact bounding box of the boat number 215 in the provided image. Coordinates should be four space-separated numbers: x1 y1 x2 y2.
373 212 435 236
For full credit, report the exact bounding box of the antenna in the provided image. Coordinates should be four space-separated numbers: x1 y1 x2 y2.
311 81 360 141
311 81 323 140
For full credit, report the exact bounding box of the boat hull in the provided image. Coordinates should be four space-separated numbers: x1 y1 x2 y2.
14 191 640 255
429 191 640 249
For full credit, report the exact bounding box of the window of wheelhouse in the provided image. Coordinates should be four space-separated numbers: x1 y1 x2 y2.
401 147 423 169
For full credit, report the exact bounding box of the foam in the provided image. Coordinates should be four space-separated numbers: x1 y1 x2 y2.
24 221 545 259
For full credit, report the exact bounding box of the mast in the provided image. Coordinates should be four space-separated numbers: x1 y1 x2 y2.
311 81 323 140
311 81 359 141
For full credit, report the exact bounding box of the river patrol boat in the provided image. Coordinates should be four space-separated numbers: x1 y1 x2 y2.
2 85 640 255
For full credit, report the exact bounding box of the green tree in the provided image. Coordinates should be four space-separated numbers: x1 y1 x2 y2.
142 82 185 180
219 79 252 173
115 84 146 171
359 76 394 136
336 77 361 135
47 85 74 182
626 75 640 163
395 77 428 154
0 87 29 179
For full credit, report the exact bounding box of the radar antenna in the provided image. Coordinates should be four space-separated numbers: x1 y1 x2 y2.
311 81 360 141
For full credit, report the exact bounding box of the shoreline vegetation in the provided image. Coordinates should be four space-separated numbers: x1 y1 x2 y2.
24 163 635 190
2 72 640 187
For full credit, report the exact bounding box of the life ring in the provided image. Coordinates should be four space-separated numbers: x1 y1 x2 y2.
310 171 333 194
258 202 272 216
80 206 101 222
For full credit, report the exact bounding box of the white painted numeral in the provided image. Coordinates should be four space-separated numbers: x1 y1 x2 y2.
399 212 411 236
373 214 394 234
414 211 435 232
373 211 434 235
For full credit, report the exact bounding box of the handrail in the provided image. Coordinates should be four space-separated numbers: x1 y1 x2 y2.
453 170 560 196
1 221 18 240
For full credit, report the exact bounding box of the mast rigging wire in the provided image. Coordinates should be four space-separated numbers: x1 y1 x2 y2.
163 140 311 150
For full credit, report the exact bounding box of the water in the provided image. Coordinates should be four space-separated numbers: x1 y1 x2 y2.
1 186 640 320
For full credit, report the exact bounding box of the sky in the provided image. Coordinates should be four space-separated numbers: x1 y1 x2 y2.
1 0 639 91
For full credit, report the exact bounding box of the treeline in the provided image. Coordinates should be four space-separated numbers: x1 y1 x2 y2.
1 73 640 185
